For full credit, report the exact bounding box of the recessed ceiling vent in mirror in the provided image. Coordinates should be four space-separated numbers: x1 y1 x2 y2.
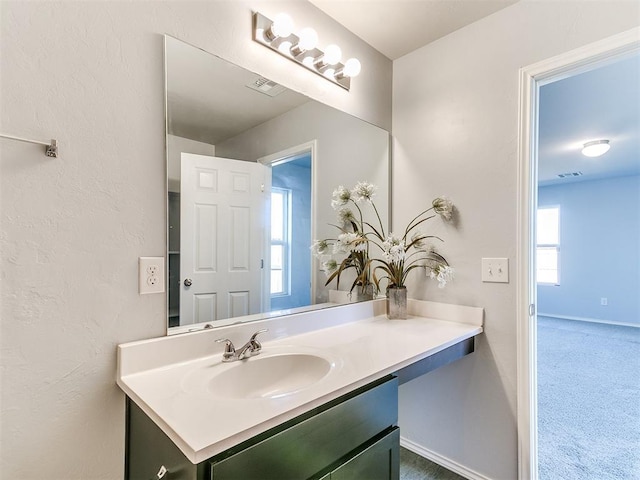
246 77 287 97
557 171 583 178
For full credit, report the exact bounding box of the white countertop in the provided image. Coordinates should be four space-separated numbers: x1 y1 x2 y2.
117 299 483 464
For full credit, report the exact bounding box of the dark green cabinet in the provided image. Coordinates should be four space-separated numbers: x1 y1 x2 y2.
319 428 399 480
126 376 399 480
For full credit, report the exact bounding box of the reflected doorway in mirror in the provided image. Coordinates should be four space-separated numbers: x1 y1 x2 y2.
259 141 316 313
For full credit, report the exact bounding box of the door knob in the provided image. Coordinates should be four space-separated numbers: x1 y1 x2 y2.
183 278 193 287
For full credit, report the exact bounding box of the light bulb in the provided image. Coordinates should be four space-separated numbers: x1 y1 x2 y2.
323 44 342 65
298 28 318 51
342 58 361 78
269 13 293 39
581 139 610 157
278 41 293 54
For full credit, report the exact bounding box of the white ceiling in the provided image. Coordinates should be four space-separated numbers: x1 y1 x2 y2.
166 37 309 145
309 0 518 59
538 54 640 186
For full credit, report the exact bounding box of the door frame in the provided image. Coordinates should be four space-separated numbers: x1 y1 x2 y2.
258 140 318 307
516 27 639 480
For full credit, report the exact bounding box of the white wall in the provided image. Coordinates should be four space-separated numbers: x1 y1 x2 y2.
537 175 640 326
393 1 640 479
0 2 391 479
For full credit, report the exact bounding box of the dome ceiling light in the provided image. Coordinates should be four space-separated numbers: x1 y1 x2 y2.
581 139 610 157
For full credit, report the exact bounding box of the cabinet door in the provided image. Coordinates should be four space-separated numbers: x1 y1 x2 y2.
329 428 399 480
210 377 397 480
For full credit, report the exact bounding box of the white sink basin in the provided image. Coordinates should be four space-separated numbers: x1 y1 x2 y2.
182 351 335 400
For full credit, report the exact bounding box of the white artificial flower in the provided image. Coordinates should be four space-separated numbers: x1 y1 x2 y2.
432 196 454 221
331 185 351 210
310 239 330 257
351 181 377 202
333 233 366 254
430 264 454 288
382 234 405 264
351 235 367 252
337 207 356 225
410 231 427 250
321 259 338 277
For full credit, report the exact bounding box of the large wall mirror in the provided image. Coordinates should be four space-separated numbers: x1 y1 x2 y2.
165 35 390 333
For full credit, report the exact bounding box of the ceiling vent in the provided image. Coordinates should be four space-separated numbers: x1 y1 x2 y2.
245 77 287 97
557 171 583 178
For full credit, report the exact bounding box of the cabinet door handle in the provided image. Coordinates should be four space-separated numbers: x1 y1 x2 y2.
156 465 168 479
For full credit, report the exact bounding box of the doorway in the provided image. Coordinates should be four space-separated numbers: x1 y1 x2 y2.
535 56 640 479
517 28 640 480
259 141 316 312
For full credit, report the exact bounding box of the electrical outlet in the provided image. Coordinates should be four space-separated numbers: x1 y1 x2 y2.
147 265 159 276
482 258 509 283
139 257 165 294
601 297 608 306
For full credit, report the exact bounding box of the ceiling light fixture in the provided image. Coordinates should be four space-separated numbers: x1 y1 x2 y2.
581 139 610 157
253 12 361 91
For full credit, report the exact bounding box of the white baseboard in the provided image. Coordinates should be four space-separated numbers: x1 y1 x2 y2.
400 436 493 480
537 313 640 329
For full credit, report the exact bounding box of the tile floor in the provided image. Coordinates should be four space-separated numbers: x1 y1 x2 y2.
400 448 467 480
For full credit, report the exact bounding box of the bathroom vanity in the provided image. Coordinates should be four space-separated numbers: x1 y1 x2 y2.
127 376 399 480
118 299 483 480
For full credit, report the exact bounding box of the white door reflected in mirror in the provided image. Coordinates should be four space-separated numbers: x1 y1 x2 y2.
180 153 271 325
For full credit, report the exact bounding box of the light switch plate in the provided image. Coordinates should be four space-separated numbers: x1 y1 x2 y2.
482 258 509 283
139 257 165 294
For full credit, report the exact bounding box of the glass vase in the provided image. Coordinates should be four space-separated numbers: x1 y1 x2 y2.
355 284 375 302
386 286 407 319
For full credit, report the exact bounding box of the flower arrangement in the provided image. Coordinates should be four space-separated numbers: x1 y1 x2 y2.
311 181 454 297
374 196 454 291
310 182 381 296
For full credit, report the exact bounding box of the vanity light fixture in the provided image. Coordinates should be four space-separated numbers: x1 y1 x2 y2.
291 27 318 56
264 13 294 41
253 12 361 91
581 139 610 157
336 58 362 79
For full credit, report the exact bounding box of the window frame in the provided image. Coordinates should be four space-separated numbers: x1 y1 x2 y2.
270 187 292 297
536 205 560 286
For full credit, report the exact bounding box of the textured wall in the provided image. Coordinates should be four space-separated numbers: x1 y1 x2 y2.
0 1 391 479
538 175 640 326
392 1 640 479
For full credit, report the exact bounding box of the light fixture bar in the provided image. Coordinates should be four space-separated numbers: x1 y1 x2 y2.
252 12 353 91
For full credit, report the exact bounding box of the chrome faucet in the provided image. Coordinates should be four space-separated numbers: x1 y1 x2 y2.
215 329 268 362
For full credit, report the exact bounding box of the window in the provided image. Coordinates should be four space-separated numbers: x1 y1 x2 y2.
537 206 560 284
270 188 291 296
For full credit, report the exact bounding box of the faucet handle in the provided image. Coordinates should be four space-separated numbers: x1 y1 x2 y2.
250 328 269 340
248 329 269 351
215 338 236 360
